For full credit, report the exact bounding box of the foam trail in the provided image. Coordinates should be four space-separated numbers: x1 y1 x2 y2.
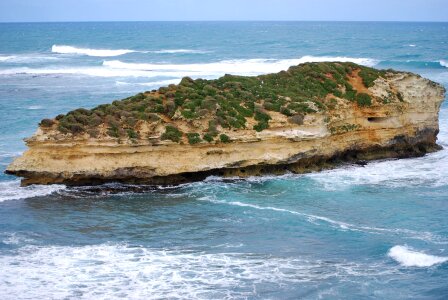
199 198 447 244
0 180 65 202
52 45 136 57
388 245 448 267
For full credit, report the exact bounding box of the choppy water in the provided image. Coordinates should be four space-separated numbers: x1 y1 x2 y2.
0 22 447 299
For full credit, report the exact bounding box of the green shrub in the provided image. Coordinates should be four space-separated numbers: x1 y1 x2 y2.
88 114 103 126
87 129 100 138
356 93 372 107
107 125 120 138
179 76 195 87
40 119 55 127
219 134 230 143
187 132 201 144
344 91 357 101
254 121 269 132
161 126 182 143
254 111 271 122
147 113 161 123
203 133 214 143
280 106 293 116
51 62 390 141
359 69 379 88
127 129 139 139
263 101 281 112
181 110 196 119
125 117 138 127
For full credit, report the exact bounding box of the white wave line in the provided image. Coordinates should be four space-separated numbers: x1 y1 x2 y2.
200 198 447 244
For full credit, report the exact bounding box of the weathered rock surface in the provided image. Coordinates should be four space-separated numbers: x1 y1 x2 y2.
6 64 446 186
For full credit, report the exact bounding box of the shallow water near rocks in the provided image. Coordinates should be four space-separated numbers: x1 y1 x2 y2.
0 22 448 299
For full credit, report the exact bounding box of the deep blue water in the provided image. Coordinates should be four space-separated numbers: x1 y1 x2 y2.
0 22 447 299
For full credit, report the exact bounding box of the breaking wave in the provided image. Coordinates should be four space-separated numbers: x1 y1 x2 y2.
0 180 66 202
51 45 209 57
51 45 136 57
103 55 378 77
0 55 378 78
0 55 16 62
388 245 448 267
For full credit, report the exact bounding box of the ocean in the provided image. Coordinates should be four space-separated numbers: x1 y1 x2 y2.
0 21 447 299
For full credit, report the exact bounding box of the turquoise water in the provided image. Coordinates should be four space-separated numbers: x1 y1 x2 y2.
0 22 448 299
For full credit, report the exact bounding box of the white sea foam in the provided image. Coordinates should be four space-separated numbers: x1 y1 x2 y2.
2 232 35 245
0 66 152 78
0 180 65 202
0 55 378 78
51 45 136 57
0 54 60 63
26 105 43 110
440 60 448 68
103 55 378 77
152 49 210 54
0 150 23 158
0 243 392 299
51 45 210 56
0 55 17 62
115 79 181 87
388 245 448 267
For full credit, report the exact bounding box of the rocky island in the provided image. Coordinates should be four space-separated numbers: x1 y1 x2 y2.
6 62 445 186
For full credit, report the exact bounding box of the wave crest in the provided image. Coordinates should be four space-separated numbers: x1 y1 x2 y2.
0 180 65 202
388 245 448 267
51 45 136 57
102 55 378 78
0 55 378 78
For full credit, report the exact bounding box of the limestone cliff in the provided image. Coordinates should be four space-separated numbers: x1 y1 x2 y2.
5 62 445 186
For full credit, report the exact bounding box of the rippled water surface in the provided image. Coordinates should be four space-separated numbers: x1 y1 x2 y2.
0 22 448 299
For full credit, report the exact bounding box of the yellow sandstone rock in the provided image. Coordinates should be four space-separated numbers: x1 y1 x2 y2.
6 65 445 186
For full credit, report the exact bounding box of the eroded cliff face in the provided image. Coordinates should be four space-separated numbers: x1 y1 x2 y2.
6 65 446 186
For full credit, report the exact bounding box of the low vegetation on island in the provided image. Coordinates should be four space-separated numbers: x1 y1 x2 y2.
39 62 401 144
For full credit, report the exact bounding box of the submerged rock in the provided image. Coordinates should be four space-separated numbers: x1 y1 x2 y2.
5 62 446 186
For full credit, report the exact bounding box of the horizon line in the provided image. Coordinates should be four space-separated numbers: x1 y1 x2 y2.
1 20 448 24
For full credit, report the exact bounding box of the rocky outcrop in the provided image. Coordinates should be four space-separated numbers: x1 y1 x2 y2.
5 63 445 186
